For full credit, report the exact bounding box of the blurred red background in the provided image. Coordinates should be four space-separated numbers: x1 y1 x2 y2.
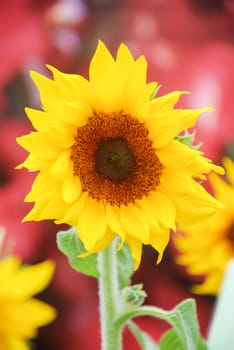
1 0 234 349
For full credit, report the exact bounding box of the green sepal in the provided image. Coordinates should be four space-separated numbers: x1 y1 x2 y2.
121 284 147 311
175 130 202 150
150 85 161 100
56 227 99 278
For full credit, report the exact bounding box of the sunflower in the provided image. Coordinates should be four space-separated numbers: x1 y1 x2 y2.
0 255 56 350
174 157 234 295
17 41 223 269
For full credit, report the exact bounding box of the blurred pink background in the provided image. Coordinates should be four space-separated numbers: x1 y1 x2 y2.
1 0 234 349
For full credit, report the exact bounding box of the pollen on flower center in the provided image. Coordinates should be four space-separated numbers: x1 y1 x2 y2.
70 111 162 206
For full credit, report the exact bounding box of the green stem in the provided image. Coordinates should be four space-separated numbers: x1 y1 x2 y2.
98 239 122 350
127 320 159 349
115 305 172 328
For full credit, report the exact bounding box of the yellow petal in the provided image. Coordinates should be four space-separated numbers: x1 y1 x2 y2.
79 227 115 258
151 91 190 112
191 272 224 295
128 82 158 122
25 108 50 132
30 71 64 115
223 157 234 184
105 204 126 243
122 55 148 112
0 256 20 279
16 153 51 171
22 202 44 222
62 175 81 203
39 195 67 220
135 197 160 231
25 175 60 202
49 150 73 180
0 336 29 350
116 43 135 68
89 41 122 112
89 40 115 84
57 192 88 225
160 169 224 212
120 204 149 243
126 236 142 270
147 108 211 148
0 299 56 338
16 133 60 159
78 198 107 251
150 228 170 264
0 260 55 300
145 191 176 231
46 64 93 105
65 100 93 127
157 140 224 178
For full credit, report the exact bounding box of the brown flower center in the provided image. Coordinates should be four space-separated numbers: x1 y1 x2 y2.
95 137 135 182
71 111 162 206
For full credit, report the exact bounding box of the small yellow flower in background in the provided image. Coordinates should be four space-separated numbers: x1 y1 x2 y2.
174 157 234 295
0 255 56 350
17 41 224 269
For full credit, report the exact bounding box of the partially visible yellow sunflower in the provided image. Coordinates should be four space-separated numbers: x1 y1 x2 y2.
0 256 56 350
17 41 223 268
174 157 234 295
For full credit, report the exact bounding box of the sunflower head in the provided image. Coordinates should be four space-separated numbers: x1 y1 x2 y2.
174 157 234 295
17 40 224 269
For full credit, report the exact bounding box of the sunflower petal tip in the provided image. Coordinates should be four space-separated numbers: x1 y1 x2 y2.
15 163 22 170
97 38 104 45
21 217 27 223
46 64 59 77
203 106 214 113
218 165 225 175
43 259 56 276
24 106 30 115
45 63 53 70
15 136 21 144
96 39 108 50
133 258 141 271
29 70 38 80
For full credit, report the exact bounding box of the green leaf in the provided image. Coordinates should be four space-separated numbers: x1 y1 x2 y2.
160 329 184 350
159 329 208 350
197 338 209 350
117 242 134 289
115 299 205 350
160 299 207 350
56 227 99 278
56 228 135 282
56 227 72 256
167 298 199 349
128 321 159 350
